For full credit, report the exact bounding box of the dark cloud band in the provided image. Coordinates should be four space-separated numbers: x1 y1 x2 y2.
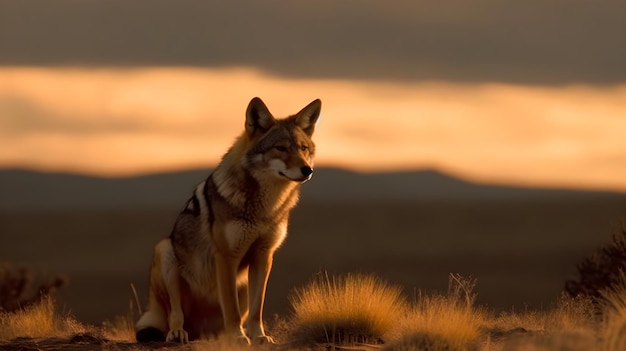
1 0 625 85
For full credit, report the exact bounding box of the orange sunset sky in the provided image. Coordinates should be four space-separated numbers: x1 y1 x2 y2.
1 1 625 192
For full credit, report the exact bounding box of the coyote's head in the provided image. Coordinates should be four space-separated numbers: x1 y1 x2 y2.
243 97 321 183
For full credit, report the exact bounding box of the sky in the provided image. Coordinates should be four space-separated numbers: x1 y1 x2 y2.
1 0 625 191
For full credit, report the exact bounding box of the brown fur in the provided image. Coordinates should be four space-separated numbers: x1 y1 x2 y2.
135 97 321 344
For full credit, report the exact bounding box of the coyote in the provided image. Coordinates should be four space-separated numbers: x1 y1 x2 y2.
135 97 321 344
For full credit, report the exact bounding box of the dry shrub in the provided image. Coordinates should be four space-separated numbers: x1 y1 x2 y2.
0 295 86 341
565 221 626 304
0 262 66 313
0 264 80 341
385 274 484 351
289 272 406 345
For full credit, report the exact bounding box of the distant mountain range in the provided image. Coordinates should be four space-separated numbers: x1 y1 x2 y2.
1 168 624 211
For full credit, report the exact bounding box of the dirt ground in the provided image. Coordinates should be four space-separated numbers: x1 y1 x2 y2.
0 336 270 351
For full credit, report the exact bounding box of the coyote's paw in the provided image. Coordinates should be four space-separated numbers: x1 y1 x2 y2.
252 335 275 345
166 328 189 343
236 334 251 345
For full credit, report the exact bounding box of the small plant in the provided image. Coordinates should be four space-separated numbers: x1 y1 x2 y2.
565 221 626 305
288 272 406 346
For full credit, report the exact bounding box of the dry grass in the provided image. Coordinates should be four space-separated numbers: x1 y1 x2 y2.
494 294 597 335
286 271 626 351
0 295 86 341
383 274 486 351
599 271 626 351
101 284 142 341
8 271 626 350
492 295 599 351
289 272 406 345
101 306 137 342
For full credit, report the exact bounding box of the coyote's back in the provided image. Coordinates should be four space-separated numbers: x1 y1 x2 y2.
135 97 321 344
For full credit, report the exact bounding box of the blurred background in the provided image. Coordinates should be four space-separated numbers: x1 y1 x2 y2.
1 0 625 324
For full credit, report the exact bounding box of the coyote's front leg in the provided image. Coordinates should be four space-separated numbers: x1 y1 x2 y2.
215 252 249 344
164 276 188 343
160 241 189 343
247 249 274 344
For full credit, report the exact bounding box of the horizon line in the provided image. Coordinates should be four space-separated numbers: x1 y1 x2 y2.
2 164 625 195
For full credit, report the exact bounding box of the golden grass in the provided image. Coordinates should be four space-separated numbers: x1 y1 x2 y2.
494 294 597 335
0 296 86 341
599 271 626 351
286 272 620 351
8 272 626 351
492 296 599 351
289 272 406 345
101 311 137 342
384 274 486 351
101 284 142 341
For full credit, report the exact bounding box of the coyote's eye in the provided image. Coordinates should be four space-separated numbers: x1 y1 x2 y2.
300 145 309 151
275 146 288 152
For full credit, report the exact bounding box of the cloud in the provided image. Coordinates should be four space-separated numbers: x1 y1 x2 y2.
0 68 241 139
0 95 148 136
1 67 625 191
1 0 625 85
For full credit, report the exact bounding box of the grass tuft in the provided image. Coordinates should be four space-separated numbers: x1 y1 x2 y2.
0 295 86 341
599 271 626 351
101 311 137 342
495 293 597 336
102 284 142 341
289 272 406 345
386 274 484 351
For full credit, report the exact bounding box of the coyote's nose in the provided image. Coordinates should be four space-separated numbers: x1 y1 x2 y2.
301 166 313 178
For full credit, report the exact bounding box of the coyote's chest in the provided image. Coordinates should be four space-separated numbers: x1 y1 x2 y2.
181 218 287 297
221 218 288 257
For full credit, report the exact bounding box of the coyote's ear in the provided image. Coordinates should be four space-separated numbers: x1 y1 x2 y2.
246 97 275 136
294 99 321 136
